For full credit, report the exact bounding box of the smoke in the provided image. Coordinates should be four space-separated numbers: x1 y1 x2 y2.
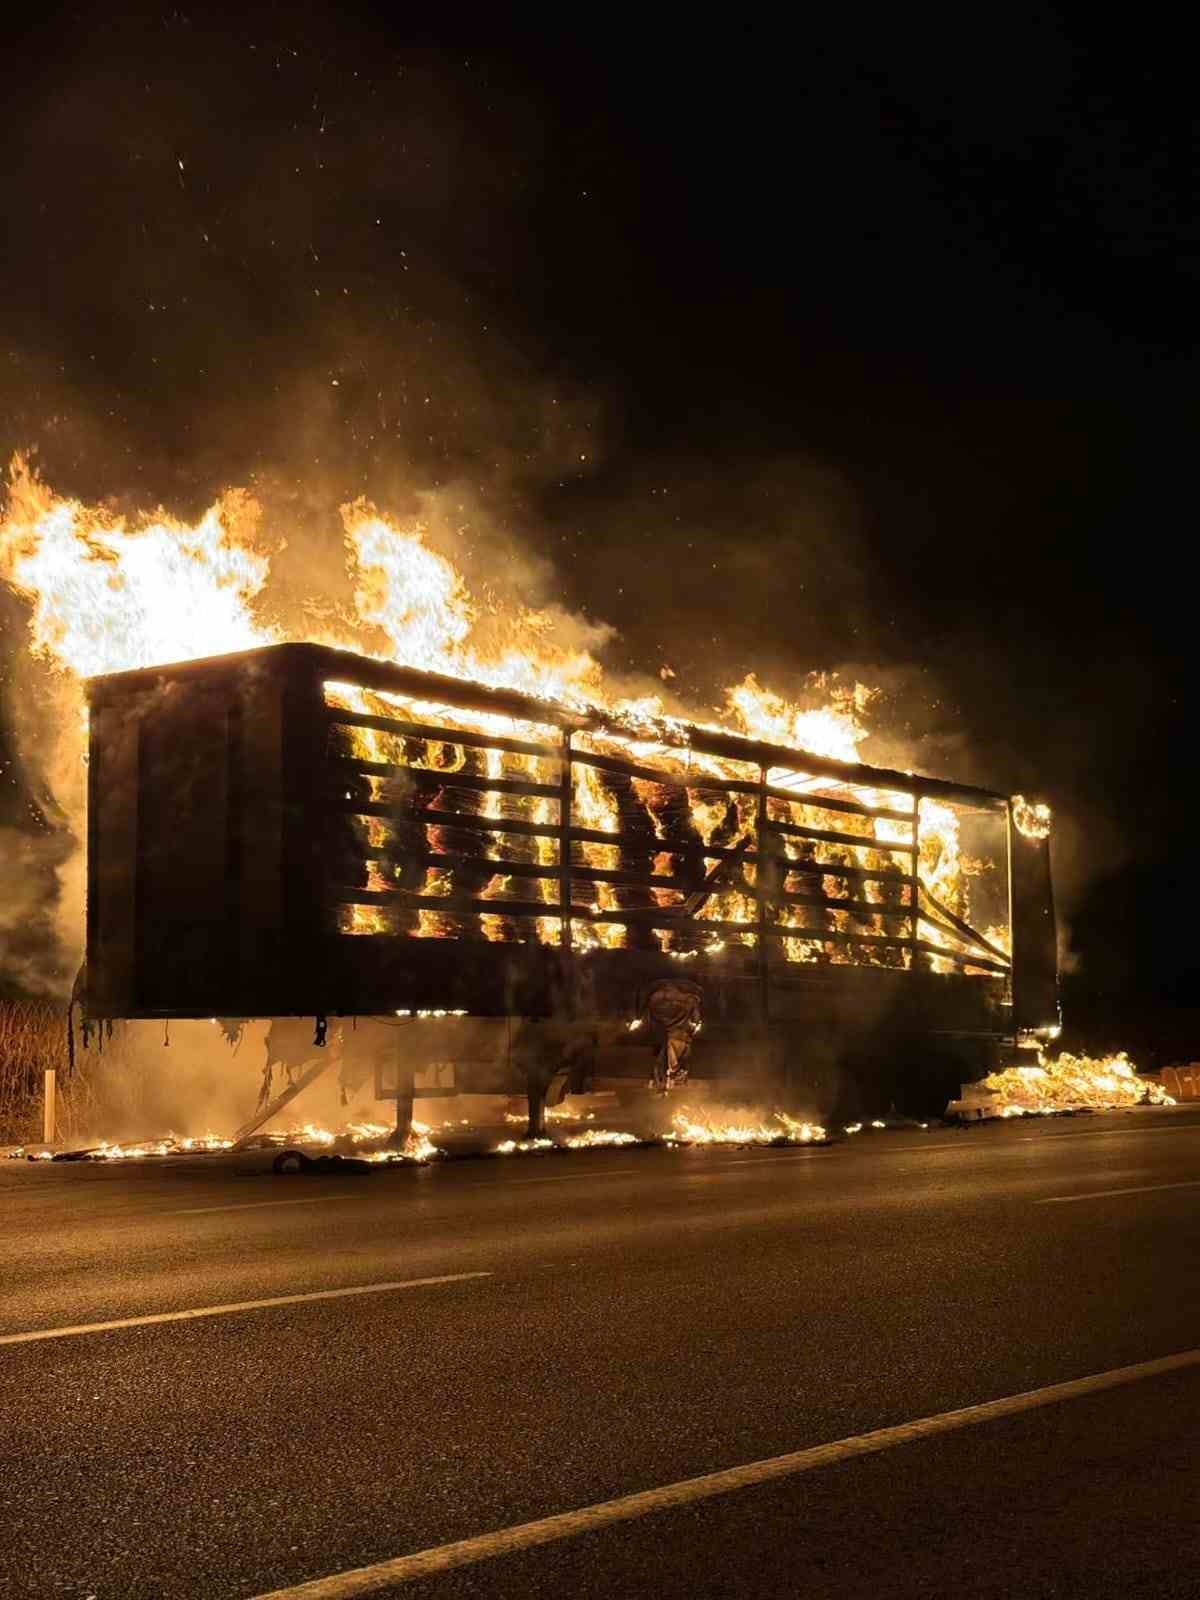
71 1016 551 1146
0 14 660 1009
0 632 89 994
75 1021 267 1144
0 6 1125 1046
0 826 73 998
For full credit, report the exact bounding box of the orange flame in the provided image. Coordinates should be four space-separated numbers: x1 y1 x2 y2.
1 456 999 976
980 1051 1171 1115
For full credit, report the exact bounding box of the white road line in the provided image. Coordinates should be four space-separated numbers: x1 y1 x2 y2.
877 1123 1200 1157
506 1168 638 1185
1019 1123 1200 1142
706 1152 824 1168
249 1345 1200 1598
873 1142 974 1154
0 1273 491 1348
170 1195 367 1215
1036 1179 1200 1204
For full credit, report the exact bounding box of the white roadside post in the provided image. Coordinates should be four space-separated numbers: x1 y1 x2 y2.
43 1068 56 1145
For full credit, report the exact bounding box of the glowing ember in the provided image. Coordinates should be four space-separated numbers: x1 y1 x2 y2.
263 1119 443 1161
364 1125 442 1163
494 1137 555 1154
980 1050 1172 1114
342 1120 393 1142
1012 795 1052 839
561 1128 639 1149
665 1107 825 1146
72 1132 235 1160
272 1123 336 1147
39 1120 446 1163
503 1107 597 1124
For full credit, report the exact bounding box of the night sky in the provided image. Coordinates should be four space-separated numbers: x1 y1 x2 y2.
1 9 1195 1054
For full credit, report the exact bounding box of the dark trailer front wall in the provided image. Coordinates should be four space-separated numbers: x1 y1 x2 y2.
85 644 1057 1109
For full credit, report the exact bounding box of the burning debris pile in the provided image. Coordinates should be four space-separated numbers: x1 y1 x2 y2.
961 1051 1174 1118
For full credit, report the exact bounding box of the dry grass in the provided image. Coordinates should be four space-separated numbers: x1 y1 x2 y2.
0 1000 95 1145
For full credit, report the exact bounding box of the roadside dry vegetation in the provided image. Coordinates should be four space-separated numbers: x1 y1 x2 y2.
0 1000 93 1145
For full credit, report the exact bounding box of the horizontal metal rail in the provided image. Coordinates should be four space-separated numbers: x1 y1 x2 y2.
569 747 759 793
570 827 756 857
774 888 912 919
569 863 692 891
359 851 561 880
762 818 917 855
780 858 913 889
764 788 915 824
326 707 560 760
769 926 1009 973
360 851 714 896
330 757 561 800
763 943 1007 976
335 888 562 920
332 802 558 840
567 752 915 823
764 922 917 952
572 910 754 934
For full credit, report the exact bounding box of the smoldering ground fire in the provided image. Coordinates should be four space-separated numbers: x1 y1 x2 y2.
0 453 1163 1145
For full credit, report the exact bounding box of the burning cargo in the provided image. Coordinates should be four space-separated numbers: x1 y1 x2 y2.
84 641 1059 1124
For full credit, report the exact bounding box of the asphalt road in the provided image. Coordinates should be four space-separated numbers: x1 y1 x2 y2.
4 1109 1200 1599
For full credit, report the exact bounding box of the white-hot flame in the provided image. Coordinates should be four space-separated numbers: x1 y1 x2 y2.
0 455 274 678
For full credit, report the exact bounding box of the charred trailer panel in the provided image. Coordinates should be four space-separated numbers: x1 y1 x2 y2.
88 643 312 1018
85 642 1056 1111
85 643 575 1019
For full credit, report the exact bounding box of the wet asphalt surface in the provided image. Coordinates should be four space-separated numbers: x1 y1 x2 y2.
3 1108 1200 1598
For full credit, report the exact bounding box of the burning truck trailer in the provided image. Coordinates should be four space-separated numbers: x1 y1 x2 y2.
82 642 1060 1139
